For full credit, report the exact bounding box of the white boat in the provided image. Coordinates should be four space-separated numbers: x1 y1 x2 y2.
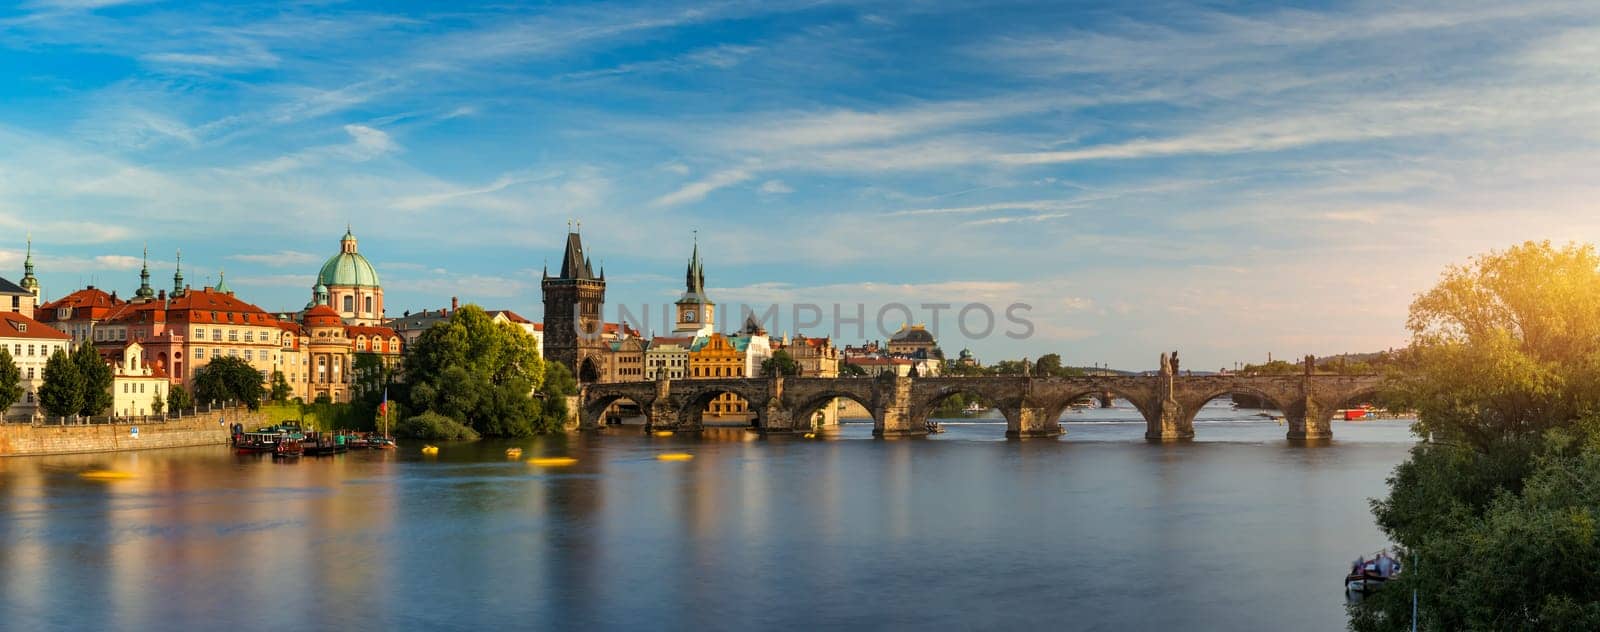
961 402 985 416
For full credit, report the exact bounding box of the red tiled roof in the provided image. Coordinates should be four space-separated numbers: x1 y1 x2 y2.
38 287 123 319
650 336 695 347
346 325 399 338
0 312 70 340
103 289 278 326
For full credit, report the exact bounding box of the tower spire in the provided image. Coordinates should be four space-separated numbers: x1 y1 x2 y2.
135 244 155 299
173 249 185 296
20 232 39 297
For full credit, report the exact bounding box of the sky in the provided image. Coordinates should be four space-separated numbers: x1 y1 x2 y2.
1 0 1598 371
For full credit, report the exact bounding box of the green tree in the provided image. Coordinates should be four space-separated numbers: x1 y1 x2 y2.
167 384 193 412
192 356 267 410
761 350 801 376
37 349 83 419
1351 241 1600 630
72 342 114 417
992 359 1031 375
270 370 292 403
0 347 21 416
1033 353 1086 377
404 304 551 436
150 392 165 416
839 361 867 377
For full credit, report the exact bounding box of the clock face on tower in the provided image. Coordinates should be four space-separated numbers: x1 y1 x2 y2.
684 310 697 323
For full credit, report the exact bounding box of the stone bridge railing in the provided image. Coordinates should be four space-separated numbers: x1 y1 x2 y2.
580 372 1385 441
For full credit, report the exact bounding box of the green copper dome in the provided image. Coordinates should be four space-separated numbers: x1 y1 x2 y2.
317 229 381 288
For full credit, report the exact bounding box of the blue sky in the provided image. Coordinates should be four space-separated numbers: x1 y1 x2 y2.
1 0 1598 370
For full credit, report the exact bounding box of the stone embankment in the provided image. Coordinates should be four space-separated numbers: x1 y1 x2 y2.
0 409 268 457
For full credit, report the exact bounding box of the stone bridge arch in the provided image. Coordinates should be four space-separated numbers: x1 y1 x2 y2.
781 377 881 432
671 379 776 431
579 382 659 430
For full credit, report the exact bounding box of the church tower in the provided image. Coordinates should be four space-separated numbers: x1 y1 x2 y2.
134 246 155 301
673 234 715 337
542 226 607 383
19 235 39 300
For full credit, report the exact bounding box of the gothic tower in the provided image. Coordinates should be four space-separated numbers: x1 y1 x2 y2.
673 234 714 337
542 228 607 383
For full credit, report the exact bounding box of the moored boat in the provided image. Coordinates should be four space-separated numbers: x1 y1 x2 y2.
273 438 304 458
1345 550 1401 594
234 432 280 454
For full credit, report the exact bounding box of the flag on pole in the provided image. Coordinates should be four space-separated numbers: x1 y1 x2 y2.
379 388 388 416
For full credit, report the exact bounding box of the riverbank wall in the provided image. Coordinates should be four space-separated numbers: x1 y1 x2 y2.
0 410 268 457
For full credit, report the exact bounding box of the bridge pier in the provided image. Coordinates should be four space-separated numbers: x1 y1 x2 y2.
760 400 797 433
1144 398 1194 441
875 376 925 437
1005 406 1062 438
647 399 680 432
1098 392 1115 408
1285 398 1333 441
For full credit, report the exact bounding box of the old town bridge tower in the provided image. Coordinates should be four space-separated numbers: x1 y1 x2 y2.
542 229 606 383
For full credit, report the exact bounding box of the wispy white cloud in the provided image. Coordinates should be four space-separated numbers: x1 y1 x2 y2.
652 168 752 207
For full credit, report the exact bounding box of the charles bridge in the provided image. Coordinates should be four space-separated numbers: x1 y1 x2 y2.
578 368 1385 441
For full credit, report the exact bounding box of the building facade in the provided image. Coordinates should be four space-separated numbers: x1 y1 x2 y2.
0 311 71 420
112 341 170 417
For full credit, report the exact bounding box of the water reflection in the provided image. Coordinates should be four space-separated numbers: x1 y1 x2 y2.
0 403 1416 631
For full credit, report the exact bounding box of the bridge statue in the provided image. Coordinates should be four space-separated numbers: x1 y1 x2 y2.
579 369 1384 443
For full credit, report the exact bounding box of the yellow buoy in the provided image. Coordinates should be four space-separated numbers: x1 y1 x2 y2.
80 469 133 481
803 433 816 439
505 448 524 458
421 445 440 455
652 430 674 437
657 453 694 462
528 457 578 467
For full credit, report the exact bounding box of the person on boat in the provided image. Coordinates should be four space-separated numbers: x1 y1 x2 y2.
1375 551 1395 578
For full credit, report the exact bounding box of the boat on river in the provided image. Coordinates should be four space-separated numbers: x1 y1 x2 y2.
273 438 304 458
234 432 280 454
1345 550 1401 594
301 432 349 457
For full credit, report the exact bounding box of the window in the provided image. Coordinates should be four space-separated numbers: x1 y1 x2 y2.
27 344 34 356
195 328 205 340
343 295 353 312
244 331 254 342
26 367 34 379
194 348 204 358
229 330 238 342
365 296 373 314
244 350 253 360
211 348 219 358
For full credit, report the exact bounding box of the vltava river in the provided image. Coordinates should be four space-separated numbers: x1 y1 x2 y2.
0 401 1414 631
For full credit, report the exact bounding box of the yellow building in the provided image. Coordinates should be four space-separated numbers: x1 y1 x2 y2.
688 332 749 417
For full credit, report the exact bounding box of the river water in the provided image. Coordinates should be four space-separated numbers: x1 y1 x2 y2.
0 401 1415 631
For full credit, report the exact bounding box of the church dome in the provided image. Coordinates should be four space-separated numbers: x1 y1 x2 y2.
317 229 380 288
891 324 935 344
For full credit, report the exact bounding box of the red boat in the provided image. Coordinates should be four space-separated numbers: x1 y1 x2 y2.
273 438 304 458
234 432 280 454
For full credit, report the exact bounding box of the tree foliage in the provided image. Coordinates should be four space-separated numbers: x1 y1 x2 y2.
37 349 83 419
0 347 21 416
404 304 560 436
72 342 113 417
167 384 193 412
270 370 292 403
1351 241 1600 630
761 350 801 376
192 356 266 410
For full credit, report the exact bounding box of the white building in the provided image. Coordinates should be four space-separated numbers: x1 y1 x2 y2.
112 341 170 418
0 310 71 420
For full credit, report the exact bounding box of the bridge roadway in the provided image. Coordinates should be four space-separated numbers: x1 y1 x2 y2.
580 372 1384 441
